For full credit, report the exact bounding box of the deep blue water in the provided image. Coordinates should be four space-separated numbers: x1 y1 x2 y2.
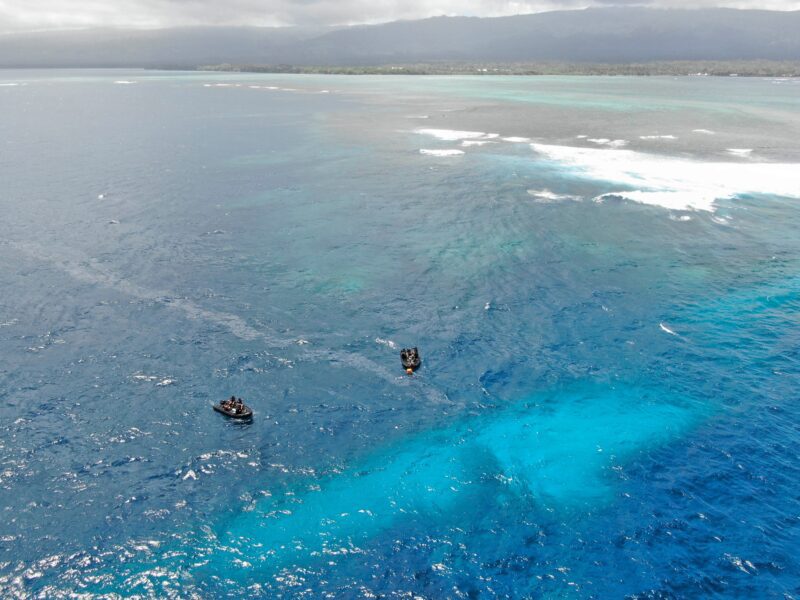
1 70 799 598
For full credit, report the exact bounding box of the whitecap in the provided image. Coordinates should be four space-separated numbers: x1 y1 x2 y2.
182 470 197 481
375 337 397 349
132 374 158 382
114 80 137 85
0 83 21 87
576 134 588 139
639 135 677 140
692 129 715 134
406 115 429 119
659 322 677 336
527 189 580 202
156 378 175 386
461 140 495 147
415 128 489 141
669 214 692 222
529 142 800 212
420 149 464 157
727 148 753 157
587 138 628 148
502 136 531 143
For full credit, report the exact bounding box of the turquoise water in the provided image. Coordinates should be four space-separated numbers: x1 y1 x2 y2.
1 70 799 597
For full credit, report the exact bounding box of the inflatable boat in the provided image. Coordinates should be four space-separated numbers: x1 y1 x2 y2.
400 347 421 371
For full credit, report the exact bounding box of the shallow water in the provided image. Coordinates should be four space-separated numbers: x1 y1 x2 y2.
1 70 799 598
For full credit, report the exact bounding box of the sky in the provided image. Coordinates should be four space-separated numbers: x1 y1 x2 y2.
1 0 799 32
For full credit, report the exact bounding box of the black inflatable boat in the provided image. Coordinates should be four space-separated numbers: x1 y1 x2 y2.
213 401 253 419
400 347 421 371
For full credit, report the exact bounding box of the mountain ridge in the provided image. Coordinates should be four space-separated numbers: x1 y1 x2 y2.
1 8 800 68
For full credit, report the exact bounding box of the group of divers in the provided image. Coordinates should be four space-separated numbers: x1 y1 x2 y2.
213 347 421 420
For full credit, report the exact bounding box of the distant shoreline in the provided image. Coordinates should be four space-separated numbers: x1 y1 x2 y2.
196 61 800 77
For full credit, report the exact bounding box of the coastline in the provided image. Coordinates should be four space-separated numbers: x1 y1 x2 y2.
195 60 800 77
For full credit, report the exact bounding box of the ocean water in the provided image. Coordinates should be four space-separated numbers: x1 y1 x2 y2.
1 70 799 598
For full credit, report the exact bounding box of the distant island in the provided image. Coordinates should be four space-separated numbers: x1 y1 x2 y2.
2 8 800 70
198 60 800 77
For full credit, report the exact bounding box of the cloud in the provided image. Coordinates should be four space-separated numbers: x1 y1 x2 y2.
1 0 799 32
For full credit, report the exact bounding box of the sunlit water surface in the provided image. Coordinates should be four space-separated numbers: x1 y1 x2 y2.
1 70 799 598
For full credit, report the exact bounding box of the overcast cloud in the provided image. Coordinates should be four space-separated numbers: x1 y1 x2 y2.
1 0 799 32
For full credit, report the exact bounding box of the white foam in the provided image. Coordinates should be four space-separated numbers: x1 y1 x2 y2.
375 337 397 349
587 138 628 148
0 83 20 87
527 189 580 202
407 115 429 119
669 215 693 222
114 80 137 85
659 323 677 336
132 374 158 382
727 148 753 157
530 142 800 212
576 134 588 139
692 129 715 135
502 136 531 143
420 149 464 157
415 128 489 141
461 140 495 147
639 135 677 140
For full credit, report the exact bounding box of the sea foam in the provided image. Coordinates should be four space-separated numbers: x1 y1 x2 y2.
461 140 495 147
415 128 494 141
587 138 628 148
530 143 800 212
527 189 580 203
420 149 465 157
639 135 677 140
